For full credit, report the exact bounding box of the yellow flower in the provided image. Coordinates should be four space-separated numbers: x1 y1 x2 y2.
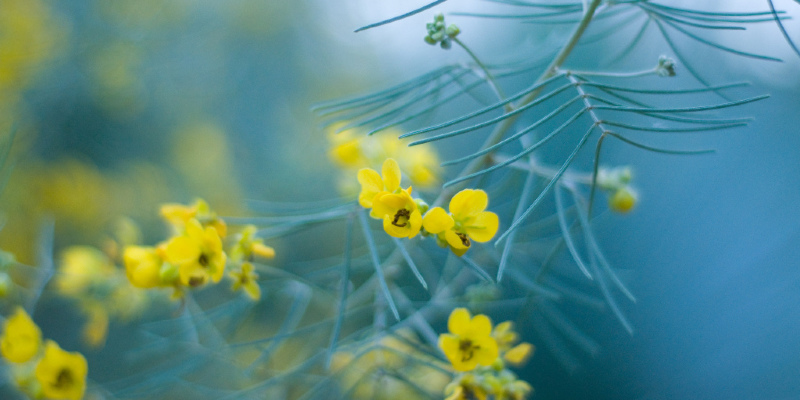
123 245 164 289
164 218 226 288
1 307 41 363
439 308 498 372
371 189 423 238
229 225 275 262
160 202 197 227
503 342 534 367
229 262 261 301
422 189 499 256
35 340 88 400
492 321 518 350
56 246 115 297
609 186 638 213
83 306 109 348
357 158 403 210
444 373 488 400
160 198 228 238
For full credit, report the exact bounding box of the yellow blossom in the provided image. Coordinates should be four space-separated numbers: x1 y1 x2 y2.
35 340 88 400
492 321 518 350
160 198 228 238
230 262 261 301
357 158 403 210
439 308 498 372
229 225 275 262
123 245 164 288
422 189 499 256
609 186 638 213
83 306 109 348
1 307 41 363
371 189 423 238
444 373 488 400
164 218 226 287
503 342 534 367
56 246 115 297
160 202 197 227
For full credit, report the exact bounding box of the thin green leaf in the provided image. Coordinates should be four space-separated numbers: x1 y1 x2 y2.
326 212 355 369
354 0 449 32
441 96 583 166
605 132 715 155
392 237 428 290
400 75 568 139
443 109 587 185
555 185 593 279
357 208 400 320
459 255 495 283
495 125 596 245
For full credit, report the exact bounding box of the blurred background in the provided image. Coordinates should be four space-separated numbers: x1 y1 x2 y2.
0 0 798 399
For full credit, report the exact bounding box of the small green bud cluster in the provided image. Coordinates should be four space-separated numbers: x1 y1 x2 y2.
597 166 638 214
424 13 460 49
656 55 676 77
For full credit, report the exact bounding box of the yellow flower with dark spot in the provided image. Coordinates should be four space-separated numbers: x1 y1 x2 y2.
164 218 226 288
35 340 88 400
439 308 498 372
230 262 261 301
422 189 499 256
357 158 403 210
1 307 41 363
123 245 164 288
371 189 423 238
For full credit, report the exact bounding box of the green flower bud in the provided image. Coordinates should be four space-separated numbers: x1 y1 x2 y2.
445 24 460 38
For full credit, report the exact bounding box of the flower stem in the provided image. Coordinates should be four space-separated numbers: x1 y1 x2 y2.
452 37 509 109
432 0 605 207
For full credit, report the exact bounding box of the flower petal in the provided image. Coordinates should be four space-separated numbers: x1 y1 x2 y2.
472 335 499 366
447 308 471 335
444 229 470 250
164 236 201 265
469 314 493 337
449 189 488 218
463 211 499 243
382 158 402 192
422 207 454 234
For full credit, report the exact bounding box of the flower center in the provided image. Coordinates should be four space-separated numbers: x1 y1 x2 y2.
391 209 411 228
54 368 73 389
188 276 205 287
459 339 480 362
456 232 471 247
198 253 209 267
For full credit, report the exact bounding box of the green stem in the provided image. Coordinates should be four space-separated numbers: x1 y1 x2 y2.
452 37 510 109
431 0 604 207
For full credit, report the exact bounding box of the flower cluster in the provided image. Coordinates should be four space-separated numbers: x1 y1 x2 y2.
0 308 88 400
329 124 441 195
439 308 534 400
424 13 460 49
122 199 275 301
54 232 149 348
358 159 499 256
329 329 450 399
597 166 639 213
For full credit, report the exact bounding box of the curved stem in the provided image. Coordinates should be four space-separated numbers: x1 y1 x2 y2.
432 0 605 207
452 37 510 108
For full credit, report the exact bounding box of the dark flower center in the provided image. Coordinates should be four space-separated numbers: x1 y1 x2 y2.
459 339 480 362
54 368 73 389
392 209 411 227
198 253 209 267
456 232 471 247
